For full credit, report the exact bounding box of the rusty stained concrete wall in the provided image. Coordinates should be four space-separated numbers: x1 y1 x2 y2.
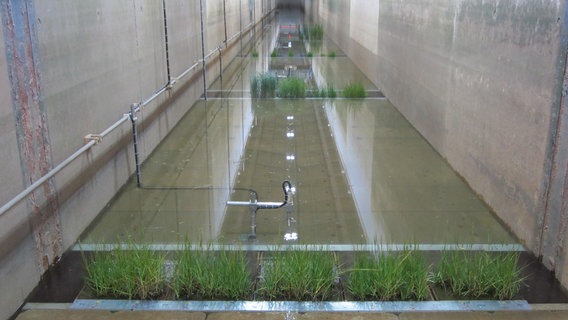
311 0 568 287
0 1 274 319
2 0 63 270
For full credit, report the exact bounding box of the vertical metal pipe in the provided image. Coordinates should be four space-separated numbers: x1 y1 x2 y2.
219 47 223 82
162 0 172 84
199 0 207 100
130 104 142 187
239 0 243 55
223 0 228 44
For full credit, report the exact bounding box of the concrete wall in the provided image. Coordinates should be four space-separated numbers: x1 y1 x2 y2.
0 1 273 319
308 0 568 287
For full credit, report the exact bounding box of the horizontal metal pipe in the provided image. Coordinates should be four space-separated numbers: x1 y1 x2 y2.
226 201 252 207
0 109 137 218
174 61 200 82
100 115 130 138
226 201 284 208
140 85 168 108
0 140 97 217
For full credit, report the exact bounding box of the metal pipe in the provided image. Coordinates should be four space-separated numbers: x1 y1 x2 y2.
140 85 168 108
162 0 171 84
223 0 228 43
100 115 129 137
0 140 96 217
226 201 284 208
175 61 200 82
129 104 142 187
199 0 207 100
218 47 223 81
0 108 135 217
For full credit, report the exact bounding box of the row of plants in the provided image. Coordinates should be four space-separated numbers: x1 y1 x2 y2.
250 73 365 99
306 51 336 58
83 244 524 301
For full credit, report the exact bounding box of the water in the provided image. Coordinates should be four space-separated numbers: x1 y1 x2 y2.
81 10 516 247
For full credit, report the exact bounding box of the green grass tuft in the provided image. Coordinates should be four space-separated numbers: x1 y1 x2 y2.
278 77 306 98
435 250 523 300
257 249 337 301
308 24 324 40
251 73 277 98
83 243 166 300
173 244 252 300
342 82 367 98
347 250 431 301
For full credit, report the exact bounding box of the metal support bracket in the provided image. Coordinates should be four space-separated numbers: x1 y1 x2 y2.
83 134 102 144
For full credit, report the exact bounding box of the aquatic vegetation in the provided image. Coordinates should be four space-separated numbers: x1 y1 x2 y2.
342 82 367 98
173 245 252 300
311 85 337 98
347 250 431 301
308 24 324 40
324 85 337 98
278 77 306 98
82 243 524 302
83 243 166 300
435 250 523 300
257 249 337 301
251 73 277 98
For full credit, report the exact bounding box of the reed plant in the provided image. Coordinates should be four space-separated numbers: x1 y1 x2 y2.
278 77 306 98
435 250 523 300
347 250 431 301
251 73 277 98
83 243 166 300
308 24 324 40
257 249 337 301
323 85 337 98
342 82 367 98
173 245 252 300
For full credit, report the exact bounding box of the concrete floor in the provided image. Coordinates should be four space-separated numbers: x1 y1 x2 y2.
14 309 568 320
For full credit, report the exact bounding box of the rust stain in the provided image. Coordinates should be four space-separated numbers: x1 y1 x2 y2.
2 0 62 272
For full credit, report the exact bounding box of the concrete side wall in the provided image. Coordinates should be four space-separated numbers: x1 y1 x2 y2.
0 1 273 319
311 0 568 287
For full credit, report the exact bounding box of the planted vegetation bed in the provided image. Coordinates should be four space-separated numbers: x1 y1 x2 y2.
79 244 529 302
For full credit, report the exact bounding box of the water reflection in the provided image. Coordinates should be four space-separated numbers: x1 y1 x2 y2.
325 100 516 244
83 8 516 246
